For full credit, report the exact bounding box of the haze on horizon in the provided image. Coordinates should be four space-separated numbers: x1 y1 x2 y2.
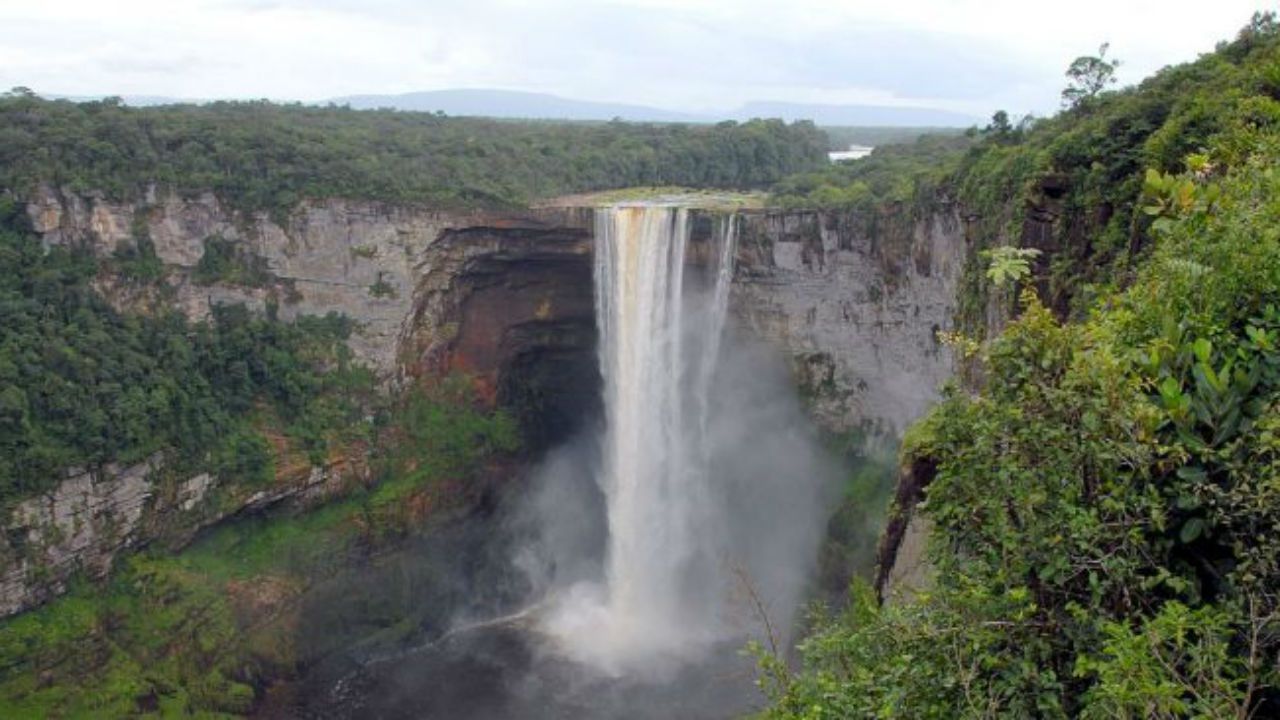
0 0 1273 121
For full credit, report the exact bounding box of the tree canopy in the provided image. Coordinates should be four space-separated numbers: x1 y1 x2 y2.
0 198 375 504
760 14 1280 717
0 95 827 216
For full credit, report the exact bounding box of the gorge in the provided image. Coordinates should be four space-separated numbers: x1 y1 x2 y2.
313 201 844 717
6 17 1280 716
0 182 961 717
1 186 961 624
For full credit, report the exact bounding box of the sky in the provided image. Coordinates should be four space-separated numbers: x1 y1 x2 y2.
0 0 1273 118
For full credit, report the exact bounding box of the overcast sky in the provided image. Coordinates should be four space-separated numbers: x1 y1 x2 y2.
0 0 1272 118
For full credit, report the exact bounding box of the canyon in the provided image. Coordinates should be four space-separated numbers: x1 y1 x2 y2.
2 185 964 619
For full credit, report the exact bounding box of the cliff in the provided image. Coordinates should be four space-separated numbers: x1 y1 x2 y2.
2 188 597 618
3 189 966 618
730 208 962 437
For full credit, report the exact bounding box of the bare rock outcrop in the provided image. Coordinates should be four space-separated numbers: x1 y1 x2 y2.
730 208 963 437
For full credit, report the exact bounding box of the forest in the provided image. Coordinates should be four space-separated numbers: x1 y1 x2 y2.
758 13 1280 717
0 93 827 216
0 193 376 504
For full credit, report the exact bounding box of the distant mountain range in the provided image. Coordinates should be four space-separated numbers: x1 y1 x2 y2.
52 88 980 127
327 89 707 123
326 89 979 127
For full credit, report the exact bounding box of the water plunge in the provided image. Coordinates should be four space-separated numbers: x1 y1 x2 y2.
315 203 838 717
539 204 835 674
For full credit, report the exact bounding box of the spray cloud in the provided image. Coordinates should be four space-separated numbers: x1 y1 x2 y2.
527 204 839 675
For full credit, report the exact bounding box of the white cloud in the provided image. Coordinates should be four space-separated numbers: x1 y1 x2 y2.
0 0 1272 116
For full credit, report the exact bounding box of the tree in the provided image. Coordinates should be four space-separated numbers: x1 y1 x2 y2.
984 110 1013 138
1062 42 1120 109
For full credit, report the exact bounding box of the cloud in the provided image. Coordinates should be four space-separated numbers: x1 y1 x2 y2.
0 0 1272 116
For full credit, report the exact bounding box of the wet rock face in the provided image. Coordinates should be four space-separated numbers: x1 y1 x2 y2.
401 220 600 452
729 208 963 437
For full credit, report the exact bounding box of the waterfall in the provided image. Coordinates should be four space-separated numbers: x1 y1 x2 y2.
597 204 738 634
544 204 741 669
538 201 831 677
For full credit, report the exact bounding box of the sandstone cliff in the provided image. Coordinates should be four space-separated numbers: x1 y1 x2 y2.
3 188 596 618
730 208 963 438
3 189 968 618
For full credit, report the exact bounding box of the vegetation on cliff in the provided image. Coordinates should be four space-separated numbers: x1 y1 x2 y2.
0 198 376 504
0 93 827 217
0 377 518 717
0 174 522 716
761 14 1280 717
772 13 1280 329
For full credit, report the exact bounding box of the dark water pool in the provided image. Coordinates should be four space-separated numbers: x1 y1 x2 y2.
298 616 762 719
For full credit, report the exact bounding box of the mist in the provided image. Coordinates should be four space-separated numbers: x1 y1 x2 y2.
518 206 841 685
314 206 843 719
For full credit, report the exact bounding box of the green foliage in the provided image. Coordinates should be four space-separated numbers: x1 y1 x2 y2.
111 231 164 284
1062 43 1121 110
764 37 1280 714
210 425 274 486
985 110 1014 139
349 379 519 538
0 556 255 718
0 97 827 215
192 236 272 287
1077 601 1255 719
981 246 1042 288
367 271 397 299
769 133 974 212
820 126 966 152
758 579 1057 719
0 206 374 504
396 378 520 469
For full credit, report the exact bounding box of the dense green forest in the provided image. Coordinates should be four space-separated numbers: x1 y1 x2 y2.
0 92 826 216
0 197 375 504
760 14 1280 717
0 378 519 716
771 132 974 211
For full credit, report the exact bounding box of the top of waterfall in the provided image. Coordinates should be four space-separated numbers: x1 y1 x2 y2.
533 187 765 211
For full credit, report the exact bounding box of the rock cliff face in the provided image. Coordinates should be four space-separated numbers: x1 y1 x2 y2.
27 185 465 376
729 208 963 437
725 208 964 603
0 448 362 618
4 189 967 618
4 189 600 618
0 458 159 617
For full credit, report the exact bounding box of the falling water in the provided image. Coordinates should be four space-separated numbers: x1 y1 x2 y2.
320 202 837 716
545 204 742 669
